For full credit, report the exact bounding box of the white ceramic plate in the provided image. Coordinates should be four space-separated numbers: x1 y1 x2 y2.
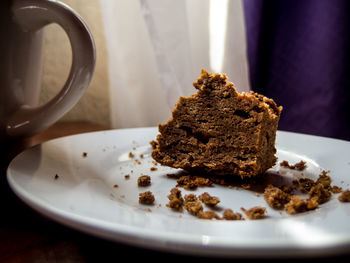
7 127 350 257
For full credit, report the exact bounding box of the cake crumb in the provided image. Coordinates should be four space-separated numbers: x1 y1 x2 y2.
295 178 316 193
82 152 88 157
306 197 319 210
113 184 118 188
167 188 184 211
338 190 350 202
184 200 203 215
198 192 220 206
330 185 343 194
280 160 307 171
263 184 291 209
137 175 151 186
197 210 220 220
139 191 155 205
316 171 331 189
241 206 266 220
128 152 134 158
279 184 295 194
176 175 212 189
284 195 308 214
184 194 198 202
222 209 243 220
308 183 331 205
124 174 130 180
150 167 158 171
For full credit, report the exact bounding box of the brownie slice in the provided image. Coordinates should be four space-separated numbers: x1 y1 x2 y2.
151 70 282 178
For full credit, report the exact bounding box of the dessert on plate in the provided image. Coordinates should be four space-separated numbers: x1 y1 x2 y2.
151 70 282 178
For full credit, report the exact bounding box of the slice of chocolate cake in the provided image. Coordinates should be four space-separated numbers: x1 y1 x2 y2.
151 70 282 178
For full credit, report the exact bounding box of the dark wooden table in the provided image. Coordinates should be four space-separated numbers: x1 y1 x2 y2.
0 122 348 262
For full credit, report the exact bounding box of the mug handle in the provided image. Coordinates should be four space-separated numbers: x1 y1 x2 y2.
6 0 96 137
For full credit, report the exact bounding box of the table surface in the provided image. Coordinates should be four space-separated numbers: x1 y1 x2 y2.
0 122 348 262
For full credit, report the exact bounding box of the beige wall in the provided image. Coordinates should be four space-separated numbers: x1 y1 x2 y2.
39 0 111 127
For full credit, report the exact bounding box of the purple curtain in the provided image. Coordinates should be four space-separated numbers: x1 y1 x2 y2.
243 0 350 140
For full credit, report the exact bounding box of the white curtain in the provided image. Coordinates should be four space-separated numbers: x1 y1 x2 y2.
99 0 250 128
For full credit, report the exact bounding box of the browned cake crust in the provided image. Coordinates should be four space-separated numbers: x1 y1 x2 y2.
151 69 282 178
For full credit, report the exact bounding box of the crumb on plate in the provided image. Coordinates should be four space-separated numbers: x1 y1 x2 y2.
338 190 350 202
138 175 151 186
241 206 266 219
222 209 243 220
263 184 291 209
198 192 220 206
167 188 184 211
139 191 155 205
280 160 307 171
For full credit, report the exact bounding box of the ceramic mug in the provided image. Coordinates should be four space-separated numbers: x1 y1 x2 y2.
0 0 95 142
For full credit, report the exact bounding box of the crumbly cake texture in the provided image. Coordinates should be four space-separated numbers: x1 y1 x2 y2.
166 188 247 220
139 191 155 205
151 69 282 178
167 188 184 211
280 160 307 171
338 190 350 202
222 209 243 220
241 206 266 220
176 175 212 189
131 156 346 219
198 192 220 206
162 163 346 218
263 184 291 209
137 175 151 186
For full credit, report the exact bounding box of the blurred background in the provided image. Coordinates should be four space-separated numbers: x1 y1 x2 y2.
40 0 350 140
